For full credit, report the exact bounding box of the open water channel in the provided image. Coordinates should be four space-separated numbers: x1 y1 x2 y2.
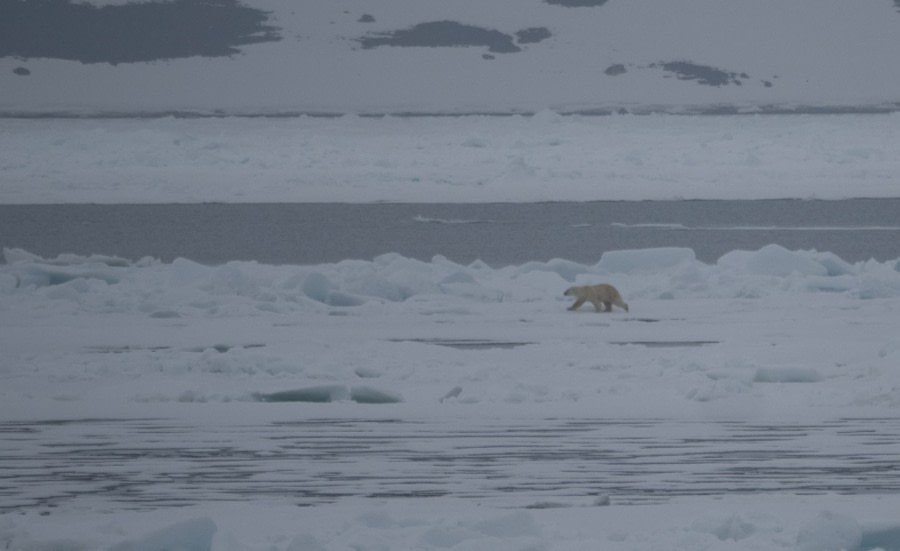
2 199 900 266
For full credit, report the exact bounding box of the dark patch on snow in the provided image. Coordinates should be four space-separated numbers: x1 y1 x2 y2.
754 367 821 383
0 0 281 64
650 61 776 88
149 309 181 319
358 21 522 54
611 341 719 348
358 14 375 23
604 64 627 76
516 27 552 45
85 345 172 354
198 343 266 353
653 61 745 87
367 489 449 499
391 338 532 350
13 66 31 76
87 343 265 354
545 0 609 6
255 385 402 404
256 386 345 403
391 339 534 350
525 501 573 509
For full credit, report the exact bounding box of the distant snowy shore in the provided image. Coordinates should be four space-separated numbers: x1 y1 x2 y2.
3 112 900 204
5 0 900 115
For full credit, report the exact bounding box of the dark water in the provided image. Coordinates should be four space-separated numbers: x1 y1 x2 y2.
1 199 899 266
3 417 899 511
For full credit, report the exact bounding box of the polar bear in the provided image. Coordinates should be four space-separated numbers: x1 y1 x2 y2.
564 284 629 313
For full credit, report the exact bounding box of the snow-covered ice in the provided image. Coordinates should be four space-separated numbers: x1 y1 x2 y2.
3 112 900 550
3 113 900 204
3 241 900 550
5 0 900 542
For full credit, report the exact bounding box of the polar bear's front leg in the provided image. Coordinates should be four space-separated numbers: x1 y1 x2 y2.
568 298 586 311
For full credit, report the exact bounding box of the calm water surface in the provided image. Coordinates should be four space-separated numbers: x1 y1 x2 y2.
1 199 899 265
3 417 900 511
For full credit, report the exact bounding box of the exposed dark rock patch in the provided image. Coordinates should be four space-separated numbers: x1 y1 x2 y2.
516 27 552 45
545 0 609 6
13 66 31 76
358 20 521 53
0 0 281 65
604 64 627 76
358 14 375 23
653 61 745 86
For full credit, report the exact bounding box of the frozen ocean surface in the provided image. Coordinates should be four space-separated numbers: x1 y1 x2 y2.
6 0 900 546
2 114 900 550
3 113 900 204
3 96 900 551
3 239 900 550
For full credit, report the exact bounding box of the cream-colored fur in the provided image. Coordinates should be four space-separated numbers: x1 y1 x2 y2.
564 284 629 313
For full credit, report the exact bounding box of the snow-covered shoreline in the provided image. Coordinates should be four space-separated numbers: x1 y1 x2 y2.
6 0 900 115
